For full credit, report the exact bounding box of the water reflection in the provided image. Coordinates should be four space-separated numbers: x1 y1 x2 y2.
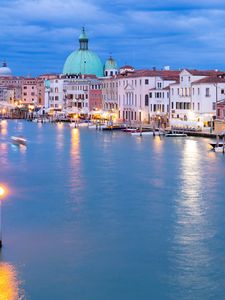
0 120 8 137
171 139 214 298
0 262 25 300
11 144 27 155
56 123 64 152
69 128 83 208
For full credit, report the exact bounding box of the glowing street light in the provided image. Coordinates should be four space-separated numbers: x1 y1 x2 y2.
0 185 8 248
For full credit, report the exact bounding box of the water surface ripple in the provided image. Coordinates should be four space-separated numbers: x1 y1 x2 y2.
0 120 225 300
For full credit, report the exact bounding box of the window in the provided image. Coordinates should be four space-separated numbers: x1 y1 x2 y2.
157 82 162 88
149 92 152 98
145 79 149 85
198 102 200 110
198 88 200 95
172 102 174 109
145 95 149 106
206 88 210 97
221 89 225 94
212 102 216 110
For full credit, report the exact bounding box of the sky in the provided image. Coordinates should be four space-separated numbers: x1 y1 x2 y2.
1 0 225 76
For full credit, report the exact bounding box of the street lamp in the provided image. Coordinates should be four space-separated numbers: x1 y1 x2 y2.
0 185 8 248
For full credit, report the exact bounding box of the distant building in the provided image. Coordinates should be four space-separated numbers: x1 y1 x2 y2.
0 61 12 77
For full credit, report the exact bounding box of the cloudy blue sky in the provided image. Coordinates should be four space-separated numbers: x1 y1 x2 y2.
1 0 225 76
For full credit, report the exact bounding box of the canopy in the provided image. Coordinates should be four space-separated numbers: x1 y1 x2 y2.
65 107 79 114
170 119 204 128
0 101 14 108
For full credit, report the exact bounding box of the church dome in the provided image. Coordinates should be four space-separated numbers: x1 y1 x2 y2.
104 56 118 70
63 28 103 77
0 62 12 77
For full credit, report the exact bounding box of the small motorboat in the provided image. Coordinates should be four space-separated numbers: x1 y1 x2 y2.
122 128 139 133
11 136 27 146
69 122 77 128
131 130 164 136
131 131 154 136
209 142 223 149
165 132 187 137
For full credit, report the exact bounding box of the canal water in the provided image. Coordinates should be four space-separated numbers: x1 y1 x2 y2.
0 120 225 300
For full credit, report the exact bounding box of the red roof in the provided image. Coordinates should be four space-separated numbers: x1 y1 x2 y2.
120 65 134 69
184 69 224 76
117 69 180 79
192 76 225 84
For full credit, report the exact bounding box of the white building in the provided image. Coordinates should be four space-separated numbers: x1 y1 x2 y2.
170 69 225 127
116 69 179 123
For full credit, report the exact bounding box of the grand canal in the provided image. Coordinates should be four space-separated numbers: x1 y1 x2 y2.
1 120 225 299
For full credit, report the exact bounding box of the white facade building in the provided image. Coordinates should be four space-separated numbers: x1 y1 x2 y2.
170 69 225 126
117 70 179 123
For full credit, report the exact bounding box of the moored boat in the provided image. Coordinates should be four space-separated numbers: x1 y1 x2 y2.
165 132 187 137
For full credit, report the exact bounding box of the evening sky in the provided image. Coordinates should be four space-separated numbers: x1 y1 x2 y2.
0 0 225 75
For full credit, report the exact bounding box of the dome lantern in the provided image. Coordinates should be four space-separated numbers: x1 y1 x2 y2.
79 27 88 50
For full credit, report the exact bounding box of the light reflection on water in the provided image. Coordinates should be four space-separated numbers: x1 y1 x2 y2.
69 128 83 209
171 139 216 299
0 261 25 300
56 123 64 152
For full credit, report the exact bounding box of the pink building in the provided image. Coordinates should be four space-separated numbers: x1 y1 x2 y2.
89 86 102 111
216 100 225 120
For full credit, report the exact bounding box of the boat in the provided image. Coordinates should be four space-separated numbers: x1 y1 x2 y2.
78 122 89 127
122 128 139 133
102 125 126 131
131 131 154 136
69 122 77 128
209 142 224 149
131 131 164 136
165 132 187 137
11 136 27 146
88 124 97 129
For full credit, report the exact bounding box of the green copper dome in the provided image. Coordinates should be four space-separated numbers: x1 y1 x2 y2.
104 56 118 70
63 28 103 77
